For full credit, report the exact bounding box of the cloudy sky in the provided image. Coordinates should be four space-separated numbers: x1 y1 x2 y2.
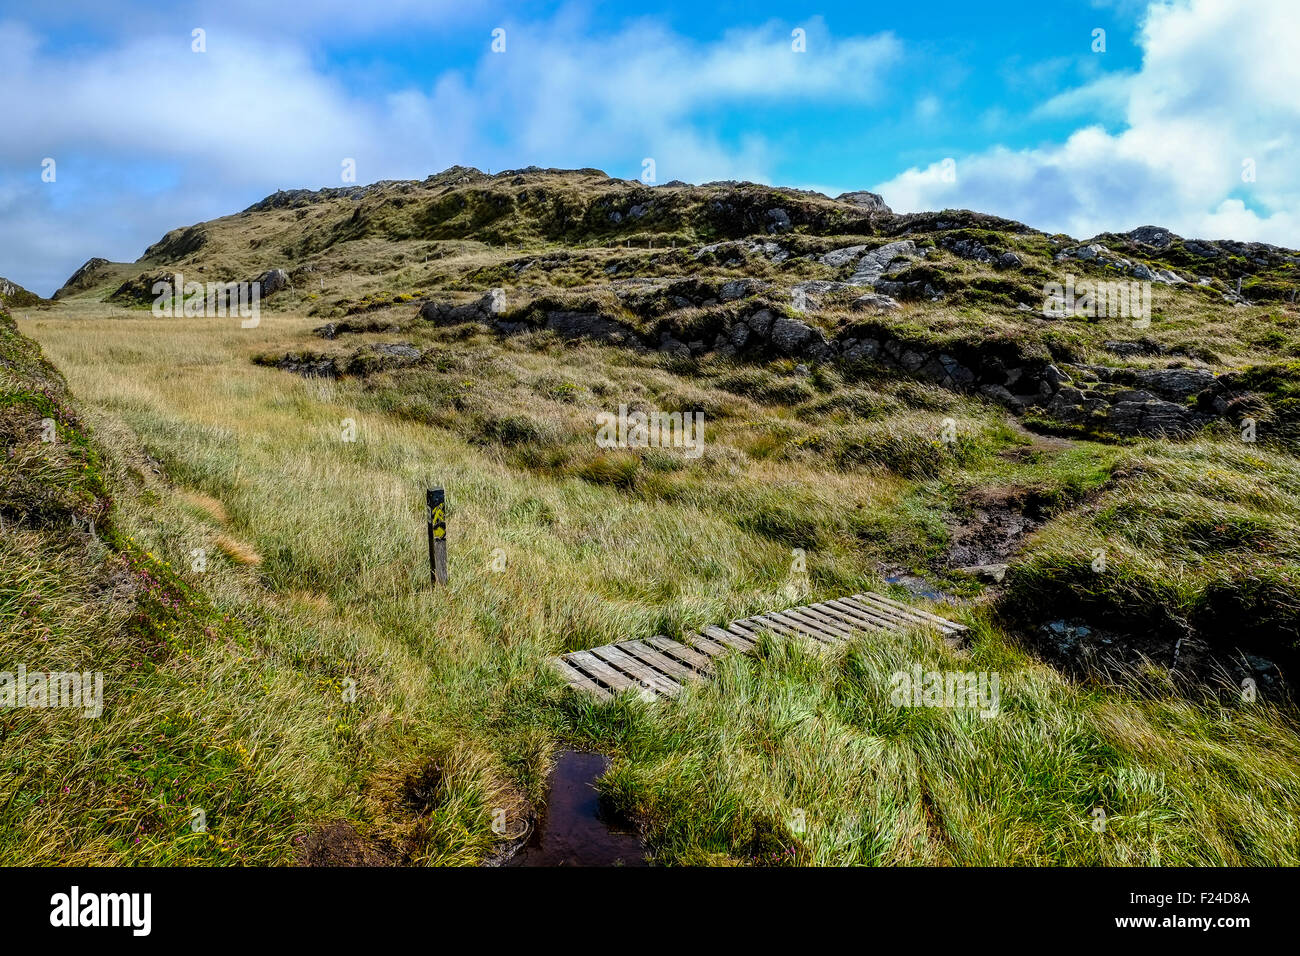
1 0 1296 295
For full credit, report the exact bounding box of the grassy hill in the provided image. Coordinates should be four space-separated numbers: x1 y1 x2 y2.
0 277 45 309
7 167 1300 865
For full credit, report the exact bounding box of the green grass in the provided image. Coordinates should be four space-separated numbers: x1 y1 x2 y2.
7 299 1299 866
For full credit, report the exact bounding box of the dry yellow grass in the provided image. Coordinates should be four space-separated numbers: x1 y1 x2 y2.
181 490 229 525
215 533 262 565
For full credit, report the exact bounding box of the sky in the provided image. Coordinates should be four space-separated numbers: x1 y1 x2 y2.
1 0 1297 296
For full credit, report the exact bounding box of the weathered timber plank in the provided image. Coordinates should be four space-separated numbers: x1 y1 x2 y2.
855 592 967 633
551 657 614 701
557 595 965 700
646 636 715 673
821 597 904 633
618 640 704 684
851 593 965 634
782 606 859 641
763 609 845 644
686 633 731 657
702 626 757 651
590 645 682 696
567 650 640 694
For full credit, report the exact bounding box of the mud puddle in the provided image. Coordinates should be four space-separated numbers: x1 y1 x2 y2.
507 751 646 867
945 485 1048 569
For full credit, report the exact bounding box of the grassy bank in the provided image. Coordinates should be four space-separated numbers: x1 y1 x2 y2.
3 300 1293 865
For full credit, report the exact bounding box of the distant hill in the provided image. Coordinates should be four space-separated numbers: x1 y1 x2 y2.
0 276 46 308
39 164 1300 445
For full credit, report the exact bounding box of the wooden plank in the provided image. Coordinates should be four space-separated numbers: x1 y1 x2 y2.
803 600 882 634
769 608 852 639
702 626 756 652
849 593 945 630
782 606 858 641
590 645 682 697
551 657 613 701
722 619 773 644
686 633 731 657
554 594 966 701
645 636 714 673
850 593 963 635
825 595 913 632
764 609 844 644
566 650 639 694
730 618 783 642
736 614 830 646
799 602 874 635
856 592 967 633
618 640 704 684
821 597 903 633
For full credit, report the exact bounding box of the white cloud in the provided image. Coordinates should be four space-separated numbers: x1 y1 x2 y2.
0 14 902 294
876 0 1300 246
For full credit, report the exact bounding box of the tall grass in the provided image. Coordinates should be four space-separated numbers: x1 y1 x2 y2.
10 303 1299 865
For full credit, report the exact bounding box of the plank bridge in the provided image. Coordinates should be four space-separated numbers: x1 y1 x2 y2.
551 592 966 701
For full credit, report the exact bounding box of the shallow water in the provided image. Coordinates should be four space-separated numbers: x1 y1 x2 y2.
508 750 647 867
885 573 952 603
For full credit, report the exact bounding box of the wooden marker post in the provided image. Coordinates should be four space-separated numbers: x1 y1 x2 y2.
427 487 448 586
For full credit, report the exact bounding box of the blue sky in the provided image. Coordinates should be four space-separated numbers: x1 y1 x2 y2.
2 0 1297 295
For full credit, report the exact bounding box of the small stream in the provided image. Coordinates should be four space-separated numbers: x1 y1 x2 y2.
507 751 646 867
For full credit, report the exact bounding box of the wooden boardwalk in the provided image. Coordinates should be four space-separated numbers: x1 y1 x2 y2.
550 592 966 701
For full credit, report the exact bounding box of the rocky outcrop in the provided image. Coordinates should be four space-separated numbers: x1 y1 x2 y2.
419 289 507 325
694 239 789 264
256 268 290 296
256 342 424 378
407 290 1257 439
542 310 642 346
835 190 892 215
848 240 918 286
1056 243 1186 286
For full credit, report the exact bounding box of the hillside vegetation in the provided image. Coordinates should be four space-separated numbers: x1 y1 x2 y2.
7 166 1300 865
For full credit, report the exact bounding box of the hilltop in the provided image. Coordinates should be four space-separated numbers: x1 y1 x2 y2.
50 166 1300 445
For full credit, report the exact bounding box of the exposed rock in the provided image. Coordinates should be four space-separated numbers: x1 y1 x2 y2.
941 236 998 263
956 563 1009 584
694 239 788 263
718 278 768 302
1133 367 1217 402
256 268 290 296
747 308 775 336
819 245 867 268
544 310 639 344
657 333 690 358
850 293 901 313
765 208 792 232
419 289 505 325
980 383 1024 409
835 190 892 215
769 316 814 353
1108 399 1208 437
1128 225 1175 249
849 240 918 286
